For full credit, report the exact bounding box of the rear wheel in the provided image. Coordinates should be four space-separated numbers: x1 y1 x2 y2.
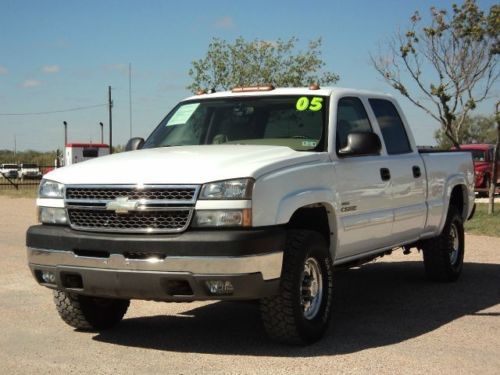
422 206 464 282
260 230 334 345
53 291 129 330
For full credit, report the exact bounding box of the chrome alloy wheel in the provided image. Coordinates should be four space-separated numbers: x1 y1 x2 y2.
300 257 323 320
449 223 460 265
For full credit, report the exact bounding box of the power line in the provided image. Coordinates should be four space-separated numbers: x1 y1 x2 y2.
0 103 107 116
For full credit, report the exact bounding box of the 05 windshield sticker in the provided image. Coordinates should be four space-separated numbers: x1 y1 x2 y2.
296 97 323 112
166 103 200 126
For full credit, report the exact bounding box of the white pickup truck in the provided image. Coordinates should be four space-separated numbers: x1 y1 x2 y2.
18 163 42 180
27 86 475 344
0 163 19 179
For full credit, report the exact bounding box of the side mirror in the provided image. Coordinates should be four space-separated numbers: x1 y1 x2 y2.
125 137 144 151
338 132 381 157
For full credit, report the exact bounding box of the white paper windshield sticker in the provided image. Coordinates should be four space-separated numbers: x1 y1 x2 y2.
302 140 317 147
166 103 200 126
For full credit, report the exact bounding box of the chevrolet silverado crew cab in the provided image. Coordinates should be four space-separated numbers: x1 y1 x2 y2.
27 86 475 344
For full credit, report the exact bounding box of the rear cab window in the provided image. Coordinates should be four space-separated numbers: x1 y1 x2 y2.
368 99 412 155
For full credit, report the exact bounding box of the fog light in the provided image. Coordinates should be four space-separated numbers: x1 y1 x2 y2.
205 280 234 295
41 271 56 284
38 207 67 225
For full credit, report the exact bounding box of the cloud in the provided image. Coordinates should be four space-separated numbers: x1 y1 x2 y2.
42 65 61 74
21 79 42 88
0 65 7 75
214 16 234 29
104 63 129 76
51 38 70 49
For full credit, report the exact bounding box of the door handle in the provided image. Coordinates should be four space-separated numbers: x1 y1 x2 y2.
380 168 391 181
412 166 421 178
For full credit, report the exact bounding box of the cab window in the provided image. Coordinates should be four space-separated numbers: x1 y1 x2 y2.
369 99 412 154
336 97 372 152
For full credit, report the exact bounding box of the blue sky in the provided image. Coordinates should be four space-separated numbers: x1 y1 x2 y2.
0 0 497 151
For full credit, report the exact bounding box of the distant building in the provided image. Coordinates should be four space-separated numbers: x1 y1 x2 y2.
64 143 110 166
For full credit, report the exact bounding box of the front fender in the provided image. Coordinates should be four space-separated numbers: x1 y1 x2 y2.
275 188 336 224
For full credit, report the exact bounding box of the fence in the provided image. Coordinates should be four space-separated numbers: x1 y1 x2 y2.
0 166 55 190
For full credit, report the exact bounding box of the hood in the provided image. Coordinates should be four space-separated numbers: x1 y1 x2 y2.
45 145 328 185
474 161 490 171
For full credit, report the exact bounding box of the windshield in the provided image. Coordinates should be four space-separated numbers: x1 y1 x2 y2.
3 164 17 169
22 164 38 168
143 96 328 152
470 150 486 162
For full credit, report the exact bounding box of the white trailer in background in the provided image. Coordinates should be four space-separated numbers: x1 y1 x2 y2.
64 143 110 166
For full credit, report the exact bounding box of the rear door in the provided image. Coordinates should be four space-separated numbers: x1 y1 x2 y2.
367 98 426 244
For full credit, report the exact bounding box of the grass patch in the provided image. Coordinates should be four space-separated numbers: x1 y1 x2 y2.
0 187 38 199
465 203 500 237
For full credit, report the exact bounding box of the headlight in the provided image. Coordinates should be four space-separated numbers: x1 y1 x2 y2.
38 207 67 224
193 209 252 227
199 178 253 200
39 179 65 198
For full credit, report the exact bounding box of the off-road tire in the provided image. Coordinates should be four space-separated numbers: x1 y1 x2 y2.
422 206 464 282
53 291 130 330
260 230 334 345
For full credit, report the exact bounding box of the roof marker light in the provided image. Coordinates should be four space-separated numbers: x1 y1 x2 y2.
231 85 275 93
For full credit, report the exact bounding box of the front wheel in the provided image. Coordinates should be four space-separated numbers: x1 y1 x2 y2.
421 206 464 282
260 230 334 345
53 291 130 330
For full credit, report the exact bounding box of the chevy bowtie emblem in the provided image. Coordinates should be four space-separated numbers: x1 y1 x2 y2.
106 197 139 214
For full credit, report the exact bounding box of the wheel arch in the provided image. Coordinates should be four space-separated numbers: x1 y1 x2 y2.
438 175 470 233
276 189 338 259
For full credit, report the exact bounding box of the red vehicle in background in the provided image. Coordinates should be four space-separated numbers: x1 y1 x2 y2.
457 144 499 196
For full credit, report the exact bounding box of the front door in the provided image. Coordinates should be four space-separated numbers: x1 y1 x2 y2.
333 96 394 260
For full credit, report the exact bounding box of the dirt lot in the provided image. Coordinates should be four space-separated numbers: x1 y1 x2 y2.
1 197 499 374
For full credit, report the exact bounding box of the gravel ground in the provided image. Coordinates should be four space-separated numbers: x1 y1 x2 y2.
0 197 499 375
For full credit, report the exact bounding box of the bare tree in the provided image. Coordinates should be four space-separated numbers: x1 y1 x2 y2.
371 0 499 148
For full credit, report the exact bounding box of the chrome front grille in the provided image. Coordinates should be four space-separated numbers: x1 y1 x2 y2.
65 184 199 233
67 208 192 232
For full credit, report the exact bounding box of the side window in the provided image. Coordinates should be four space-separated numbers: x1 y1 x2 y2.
369 99 412 154
336 97 372 151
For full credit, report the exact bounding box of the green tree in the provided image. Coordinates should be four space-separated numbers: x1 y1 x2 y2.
187 37 339 93
434 114 497 149
371 0 499 148
0 149 57 166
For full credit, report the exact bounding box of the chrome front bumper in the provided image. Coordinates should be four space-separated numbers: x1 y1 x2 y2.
27 247 283 301
28 247 283 280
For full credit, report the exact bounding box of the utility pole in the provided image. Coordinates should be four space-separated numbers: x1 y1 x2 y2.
488 101 499 214
99 122 104 144
63 121 68 146
108 86 113 154
14 134 17 157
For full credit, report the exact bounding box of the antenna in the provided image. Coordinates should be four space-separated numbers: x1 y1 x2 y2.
129 63 132 139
